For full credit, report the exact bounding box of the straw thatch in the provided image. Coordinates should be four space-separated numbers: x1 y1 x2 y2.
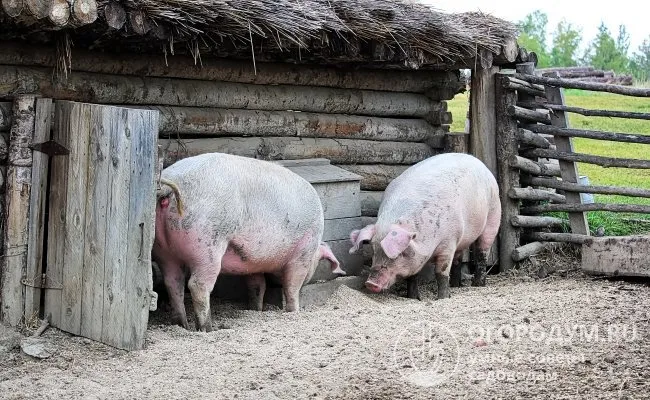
0 0 518 68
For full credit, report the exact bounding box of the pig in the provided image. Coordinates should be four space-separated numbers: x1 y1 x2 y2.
153 153 345 331
349 153 501 300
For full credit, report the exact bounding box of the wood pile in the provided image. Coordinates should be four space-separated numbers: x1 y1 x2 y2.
537 66 634 86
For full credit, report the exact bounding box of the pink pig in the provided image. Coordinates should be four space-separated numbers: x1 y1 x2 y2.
154 153 344 331
349 153 501 300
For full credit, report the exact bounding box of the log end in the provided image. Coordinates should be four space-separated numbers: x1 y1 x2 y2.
104 1 126 30
48 0 70 26
72 0 98 25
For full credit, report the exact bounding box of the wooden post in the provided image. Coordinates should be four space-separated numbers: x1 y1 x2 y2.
543 72 589 236
1 95 36 326
495 74 520 272
469 66 500 267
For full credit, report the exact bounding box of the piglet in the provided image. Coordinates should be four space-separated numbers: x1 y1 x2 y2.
349 153 501 300
154 153 344 331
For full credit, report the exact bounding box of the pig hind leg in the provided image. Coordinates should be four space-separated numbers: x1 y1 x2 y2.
246 273 266 311
158 261 189 330
281 246 319 312
187 243 227 332
472 206 501 287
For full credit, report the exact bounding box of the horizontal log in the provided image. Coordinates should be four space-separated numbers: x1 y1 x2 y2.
160 137 434 167
538 66 595 73
508 187 566 203
521 203 650 214
525 176 650 198
360 191 383 217
516 129 551 148
524 232 591 245
526 124 650 145
0 42 462 93
523 149 650 169
494 38 519 64
128 106 446 142
0 102 10 131
509 155 561 177
336 164 409 191
510 215 567 228
511 241 560 262
360 216 377 228
504 77 546 97
534 104 650 120
0 65 435 117
507 105 551 124
515 73 650 97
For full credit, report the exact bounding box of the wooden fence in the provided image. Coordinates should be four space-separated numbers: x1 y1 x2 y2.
496 61 650 270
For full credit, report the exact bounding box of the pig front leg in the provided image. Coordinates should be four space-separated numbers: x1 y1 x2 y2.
159 261 189 330
246 273 266 311
187 243 227 332
434 251 455 300
406 275 420 301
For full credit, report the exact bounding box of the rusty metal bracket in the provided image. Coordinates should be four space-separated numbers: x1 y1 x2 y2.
21 273 63 290
29 140 70 156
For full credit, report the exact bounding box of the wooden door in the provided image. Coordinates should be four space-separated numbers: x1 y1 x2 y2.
43 101 159 350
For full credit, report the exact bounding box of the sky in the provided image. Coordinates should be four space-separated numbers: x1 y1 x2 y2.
421 0 649 55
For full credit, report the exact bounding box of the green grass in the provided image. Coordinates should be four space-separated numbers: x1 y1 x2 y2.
447 89 650 235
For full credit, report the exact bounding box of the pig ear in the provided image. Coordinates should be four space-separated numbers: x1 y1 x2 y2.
380 226 416 259
349 224 376 254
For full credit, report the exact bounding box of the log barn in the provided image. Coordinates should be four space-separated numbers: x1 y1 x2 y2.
0 0 525 349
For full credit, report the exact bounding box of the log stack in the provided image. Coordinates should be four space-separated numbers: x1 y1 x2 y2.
536 66 634 86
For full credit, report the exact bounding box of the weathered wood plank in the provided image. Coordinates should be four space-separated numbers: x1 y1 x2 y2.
282 164 362 184
509 155 561 177
582 236 650 277
515 72 650 97
44 100 71 328
101 107 132 348
524 232 591 244
360 191 383 217
524 148 650 169
516 129 551 148
0 102 10 131
525 176 650 198
23 98 52 321
0 65 436 118
510 215 567 228
59 101 91 335
522 203 650 214
531 104 650 121
469 66 499 176
323 217 363 242
507 105 551 124
336 164 410 191
0 42 462 93
444 132 469 153
512 241 559 262
526 124 650 145
313 182 361 220
508 187 566 203
79 103 110 342
123 107 158 350
160 137 434 166
544 77 589 236
1 95 35 326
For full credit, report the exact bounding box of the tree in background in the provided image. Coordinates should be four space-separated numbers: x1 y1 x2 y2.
550 20 582 67
582 22 630 72
517 10 550 67
629 37 650 81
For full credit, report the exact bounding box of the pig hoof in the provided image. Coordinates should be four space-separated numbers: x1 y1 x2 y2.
471 276 486 287
196 323 213 333
436 292 451 300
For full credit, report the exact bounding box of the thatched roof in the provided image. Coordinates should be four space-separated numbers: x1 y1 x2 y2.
0 0 518 68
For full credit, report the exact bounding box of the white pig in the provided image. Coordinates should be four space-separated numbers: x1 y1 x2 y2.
349 153 501 299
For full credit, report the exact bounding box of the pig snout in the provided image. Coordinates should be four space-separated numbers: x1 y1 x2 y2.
365 280 383 293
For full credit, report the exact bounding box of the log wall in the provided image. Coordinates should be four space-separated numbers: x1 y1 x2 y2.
0 44 458 214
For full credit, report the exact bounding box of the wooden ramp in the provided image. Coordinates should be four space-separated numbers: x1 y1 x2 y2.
582 235 650 277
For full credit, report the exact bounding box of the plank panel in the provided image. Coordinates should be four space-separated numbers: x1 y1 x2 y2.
59 101 90 335
322 217 363 242
24 98 52 321
123 108 158 350
79 105 111 341
313 182 361 220
101 107 132 348
582 236 650 277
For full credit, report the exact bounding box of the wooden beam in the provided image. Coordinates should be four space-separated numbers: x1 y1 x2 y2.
444 132 469 153
532 104 650 120
504 77 546 97
524 232 591 244
582 236 650 277
510 155 561 177
522 203 650 214
544 75 589 236
23 98 52 321
512 241 559 262
1 95 36 327
510 215 567 228
516 129 551 148
0 65 436 118
523 148 650 169
508 187 566 203
0 102 10 131
525 176 650 198
336 164 409 191
507 105 551 124
526 124 650 145
515 72 650 97
495 72 519 272
0 42 463 93
494 38 519 64
161 137 434 167
469 66 500 176
360 191 383 217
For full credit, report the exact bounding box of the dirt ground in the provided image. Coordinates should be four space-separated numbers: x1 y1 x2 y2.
1 251 649 400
